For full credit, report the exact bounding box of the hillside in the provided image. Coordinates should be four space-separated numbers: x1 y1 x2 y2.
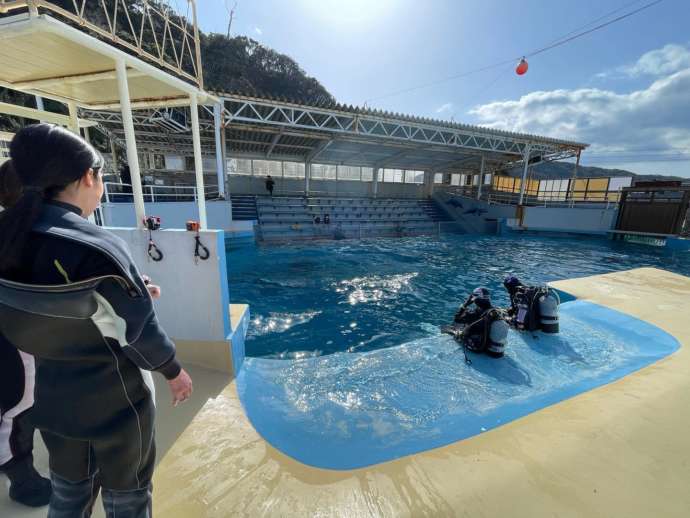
505 160 683 182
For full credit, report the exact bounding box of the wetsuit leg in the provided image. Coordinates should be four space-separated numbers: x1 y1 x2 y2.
41 431 99 518
97 396 155 518
42 395 155 518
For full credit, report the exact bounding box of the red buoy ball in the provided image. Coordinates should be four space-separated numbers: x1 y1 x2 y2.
516 58 528 75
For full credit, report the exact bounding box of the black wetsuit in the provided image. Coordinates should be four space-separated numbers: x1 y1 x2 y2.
454 306 491 352
265 178 275 196
0 201 180 517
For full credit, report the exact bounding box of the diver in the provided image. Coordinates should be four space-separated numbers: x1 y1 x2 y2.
442 287 509 361
503 275 560 333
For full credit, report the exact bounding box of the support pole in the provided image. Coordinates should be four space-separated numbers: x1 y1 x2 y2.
189 94 208 229
213 102 226 198
305 162 311 195
568 149 582 207
67 101 79 134
115 59 146 228
372 167 379 198
110 138 119 173
477 156 485 200
518 144 531 206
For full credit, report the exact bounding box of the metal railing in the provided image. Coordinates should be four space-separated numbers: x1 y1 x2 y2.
0 0 203 88
103 182 220 203
439 186 621 209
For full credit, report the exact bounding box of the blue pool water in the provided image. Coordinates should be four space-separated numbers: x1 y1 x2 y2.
226 234 688 469
228 234 690 358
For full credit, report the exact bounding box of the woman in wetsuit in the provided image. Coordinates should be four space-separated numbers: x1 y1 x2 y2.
0 124 193 518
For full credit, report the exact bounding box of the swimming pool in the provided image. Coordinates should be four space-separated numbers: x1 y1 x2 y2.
227 234 687 469
228 234 690 358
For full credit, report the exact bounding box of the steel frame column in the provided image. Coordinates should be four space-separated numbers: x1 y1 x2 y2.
305 162 311 195
190 94 208 229
212 103 226 198
115 59 146 228
109 138 119 172
568 149 581 208
518 144 531 205
372 167 379 198
476 156 485 200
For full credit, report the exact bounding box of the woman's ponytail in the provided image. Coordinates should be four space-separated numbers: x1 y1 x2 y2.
0 124 101 276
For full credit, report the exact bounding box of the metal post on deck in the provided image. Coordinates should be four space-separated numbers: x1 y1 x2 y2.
477 156 485 200
189 94 208 229
372 167 379 198
568 149 581 208
518 144 531 205
305 162 311 195
213 103 226 198
109 139 119 173
115 59 146 228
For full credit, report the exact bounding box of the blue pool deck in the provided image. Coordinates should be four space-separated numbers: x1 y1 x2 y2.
152 267 690 518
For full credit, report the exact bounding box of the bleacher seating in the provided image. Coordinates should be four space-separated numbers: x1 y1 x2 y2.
255 196 448 241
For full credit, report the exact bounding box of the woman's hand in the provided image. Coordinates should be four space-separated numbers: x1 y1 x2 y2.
142 275 161 299
167 369 193 407
147 284 161 299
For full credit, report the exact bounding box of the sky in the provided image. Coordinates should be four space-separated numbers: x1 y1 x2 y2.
191 0 690 177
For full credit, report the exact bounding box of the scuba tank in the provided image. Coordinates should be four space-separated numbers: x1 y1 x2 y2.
538 288 560 333
486 314 509 358
513 290 531 331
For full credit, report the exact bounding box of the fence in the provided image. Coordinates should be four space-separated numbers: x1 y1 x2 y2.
103 182 219 203
0 0 203 87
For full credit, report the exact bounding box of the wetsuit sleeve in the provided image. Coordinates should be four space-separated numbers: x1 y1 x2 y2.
77 245 182 380
32 237 181 380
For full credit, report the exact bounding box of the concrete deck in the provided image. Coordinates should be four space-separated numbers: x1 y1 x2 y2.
152 268 690 517
2 268 689 517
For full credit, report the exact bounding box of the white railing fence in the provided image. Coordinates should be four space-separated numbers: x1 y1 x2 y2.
103 182 220 203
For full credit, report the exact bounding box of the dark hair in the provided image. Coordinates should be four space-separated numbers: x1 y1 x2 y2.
0 160 22 208
0 124 102 275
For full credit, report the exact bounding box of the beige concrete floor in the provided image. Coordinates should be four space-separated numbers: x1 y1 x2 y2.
3 268 690 517
0 364 231 517
151 268 690 518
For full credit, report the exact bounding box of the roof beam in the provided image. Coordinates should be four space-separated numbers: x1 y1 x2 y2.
0 101 95 128
265 130 283 158
12 69 147 90
306 139 334 162
374 149 413 169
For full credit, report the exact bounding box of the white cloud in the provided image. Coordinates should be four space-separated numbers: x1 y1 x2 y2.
623 43 690 77
597 43 690 80
254 27 263 35
469 63 690 177
435 102 453 114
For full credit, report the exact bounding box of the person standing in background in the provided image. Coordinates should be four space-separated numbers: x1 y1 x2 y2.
0 160 52 508
265 174 275 196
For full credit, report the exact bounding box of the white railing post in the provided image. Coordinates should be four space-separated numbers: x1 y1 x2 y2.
190 94 208 229
518 144 531 206
115 59 146 228
213 102 226 198
477 156 485 200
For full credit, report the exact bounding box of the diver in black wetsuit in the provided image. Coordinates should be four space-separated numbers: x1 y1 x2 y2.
0 124 193 518
446 287 508 359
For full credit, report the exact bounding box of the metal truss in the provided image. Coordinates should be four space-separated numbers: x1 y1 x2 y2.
0 0 203 88
220 95 587 159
